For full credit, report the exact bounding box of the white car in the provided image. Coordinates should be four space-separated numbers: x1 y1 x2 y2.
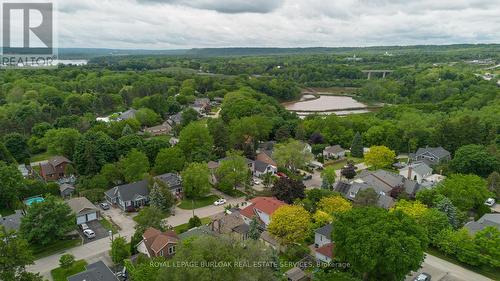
80 223 89 231
415 273 431 281
214 198 227 206
83 229 95 239
253 178 261 185
485 198 496 207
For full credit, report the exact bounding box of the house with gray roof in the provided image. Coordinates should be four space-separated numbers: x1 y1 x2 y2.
0 210 24 231
323 145 346 159
314 223 333 248
464 213 500 235
410 146 451 166
399 162 433 184
105 180 150 212
66 197 99 225
60 183 75 199
67 260 118 281
118 109 137 121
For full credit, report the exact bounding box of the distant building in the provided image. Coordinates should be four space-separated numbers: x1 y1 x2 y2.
322 145 346 160
410 146 451 166
39 156 72 181
67 260 118 281
143 122 172 136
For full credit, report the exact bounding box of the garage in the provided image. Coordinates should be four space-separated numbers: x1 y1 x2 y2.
67 197 100 225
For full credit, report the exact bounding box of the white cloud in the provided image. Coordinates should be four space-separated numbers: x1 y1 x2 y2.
55 0 500 49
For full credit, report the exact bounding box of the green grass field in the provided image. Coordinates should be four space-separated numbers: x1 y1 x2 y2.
100 217 120 234
325 156 364 170
30 151 55 162
32 237 82 259
51 260 88 281
178 195 220 210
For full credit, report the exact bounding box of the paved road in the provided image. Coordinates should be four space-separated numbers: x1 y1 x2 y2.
27 196 246 280
406 253 492 281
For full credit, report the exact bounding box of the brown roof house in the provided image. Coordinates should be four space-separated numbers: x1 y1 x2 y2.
67 197 100 225
210 211 249 240
143 121 172 136
137 227 179 258
39 156 72 181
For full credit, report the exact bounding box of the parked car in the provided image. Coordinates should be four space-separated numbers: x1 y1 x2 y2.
414 273 431 281
214 198 227 206
83 229 95 239
80 223 89 231
485 198 496 207
100 202 110 210
303 174 312 180
253 178 262 185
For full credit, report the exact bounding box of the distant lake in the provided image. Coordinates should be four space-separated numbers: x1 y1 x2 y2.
284 94 368 113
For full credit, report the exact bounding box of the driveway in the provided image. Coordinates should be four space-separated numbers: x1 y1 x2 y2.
79 220 109 244
405 253 492 281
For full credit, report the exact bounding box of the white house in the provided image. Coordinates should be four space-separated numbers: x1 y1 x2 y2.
240 197 286 227
399 162 432 184
314 223 333 248
323 145 346 159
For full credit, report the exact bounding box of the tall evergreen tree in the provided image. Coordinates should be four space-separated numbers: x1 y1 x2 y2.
350 132 364 158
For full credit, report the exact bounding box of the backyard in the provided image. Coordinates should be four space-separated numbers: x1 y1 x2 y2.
178 195 220 210
50 259 87 281
173 217 211 234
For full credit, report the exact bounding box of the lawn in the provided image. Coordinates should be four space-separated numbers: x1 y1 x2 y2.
100 217 120 234
426 248 500 281
326 156 364 170
51 259 87 281
32 237 82 259
178 195 220 210
30 151 55 162
173 217 212 234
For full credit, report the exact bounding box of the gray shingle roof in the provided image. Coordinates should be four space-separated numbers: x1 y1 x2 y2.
315 223 333 237
254 160 270 173
67 260 118 281
414 146 451 159
324 145 345 154
66 197 98 215
119 109 137 120
465 213 500 234
0 210 23 231
155 173 182 191
105 180 149 202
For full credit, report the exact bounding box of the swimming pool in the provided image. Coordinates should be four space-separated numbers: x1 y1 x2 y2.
24 196 45 206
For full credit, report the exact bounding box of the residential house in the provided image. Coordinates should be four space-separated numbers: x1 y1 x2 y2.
0 210 24 231
322 145 346 159
66 197 100 225
143 121 172 136
210 211 249 240
118 109 137 121
178 225 215 240
260 230 281 250
154 173 183 199
192 98 211 114
137 227 179 258
399 162 432 184
464 214 500 235
67 260 118 281
334 169 420 209
105 180 150 212
315 243 334 264
314 223 333 248
240 197 286 227
256 150 277 167
253 160 277 177
39 156 72 181
410 146 451 166
167 112 183 126
59 183 75 198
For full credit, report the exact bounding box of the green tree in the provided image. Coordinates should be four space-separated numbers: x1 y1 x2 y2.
434 196 460 229
100 163 124 186
436 174 492 211
273 140 313 172
125 256 165 281
320 166 336 189
59 254 75 268
0 226 43 281
207 118 229 158
487 171 500 199
215 151 250 193
248 216 261 240
149 178 175 214
474 226 500 268
350 132 364 158
110 236 130 265
0 143 16 164
181 108 199 127
0 162 23 209
73 131 116 175
178 122 213 162
181 163 211 198
449 144 499 177
341 162 357 179
188 216 202 229
118 149 149 183
135 108 161 127
20 196 75 246
353 188 379 207
39 128 81 158
3 133 30 162
143 137 170 163
364 146 396 169
156 236 277 281
133 206 166 233
154 147 186 174
334 208 428 281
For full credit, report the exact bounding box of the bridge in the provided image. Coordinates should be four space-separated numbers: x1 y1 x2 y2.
361 70 394 79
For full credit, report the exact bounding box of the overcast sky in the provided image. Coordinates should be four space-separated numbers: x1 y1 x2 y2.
54 0 500 49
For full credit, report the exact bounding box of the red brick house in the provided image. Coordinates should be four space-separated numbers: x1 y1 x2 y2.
39 156 72 181
137 227 179 258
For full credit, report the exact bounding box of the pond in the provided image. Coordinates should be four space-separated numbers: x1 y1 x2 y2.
284 94 368 114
